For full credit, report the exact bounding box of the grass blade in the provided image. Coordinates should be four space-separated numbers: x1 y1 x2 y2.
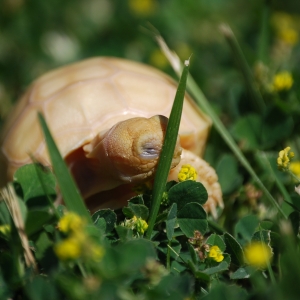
219 24 266 113
38 113 92 222
258 0 271 64
145 59 190 239
155 35 287 219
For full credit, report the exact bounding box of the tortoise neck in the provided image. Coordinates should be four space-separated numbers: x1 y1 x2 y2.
65 144 123 200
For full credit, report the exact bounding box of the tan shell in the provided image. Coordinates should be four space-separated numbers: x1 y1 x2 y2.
1 57 211 182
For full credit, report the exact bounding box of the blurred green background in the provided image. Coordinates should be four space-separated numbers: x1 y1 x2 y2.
0 0 300 130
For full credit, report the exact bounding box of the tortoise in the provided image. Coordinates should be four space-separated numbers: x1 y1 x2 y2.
0 57 223 216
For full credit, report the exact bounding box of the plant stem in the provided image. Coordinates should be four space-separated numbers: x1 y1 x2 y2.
258 151 292 205
145 60 190 239
220 24 266 113
258 0 271 64
77 261 88 278
167 240 171 271
259 226 276 285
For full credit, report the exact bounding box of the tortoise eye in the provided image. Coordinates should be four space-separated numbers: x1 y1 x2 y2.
140 143 160 159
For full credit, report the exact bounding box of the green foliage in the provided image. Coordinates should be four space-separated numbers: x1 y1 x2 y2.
1 1 300 299
0 162 228 299
146 60 189 239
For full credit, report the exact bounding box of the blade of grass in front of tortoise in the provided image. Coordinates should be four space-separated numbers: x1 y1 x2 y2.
38 113 92 222
146 59 190 239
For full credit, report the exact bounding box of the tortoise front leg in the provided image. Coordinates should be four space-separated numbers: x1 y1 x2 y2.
168 149 223 219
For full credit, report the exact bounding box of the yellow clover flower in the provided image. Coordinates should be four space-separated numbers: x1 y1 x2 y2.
244 242 273 269
123 215 148 235
150 49 169 69
58 212 86 234
289 161 300 178
278 28 298 45
277 146 294 170
272 71 293 92
208 245 224 263
136 218 148 235
0 224 11 236
271 12 299 46
128 0 156 16
178 164 197 182
54 237 82 260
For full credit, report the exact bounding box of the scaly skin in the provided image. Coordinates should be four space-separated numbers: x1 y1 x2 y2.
69 115 182 200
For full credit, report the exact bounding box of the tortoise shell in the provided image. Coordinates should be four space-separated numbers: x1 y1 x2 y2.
1 57 211 184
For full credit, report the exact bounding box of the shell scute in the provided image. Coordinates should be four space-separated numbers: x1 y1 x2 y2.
31 59 117 103
3 103 44 163
114 72 173 116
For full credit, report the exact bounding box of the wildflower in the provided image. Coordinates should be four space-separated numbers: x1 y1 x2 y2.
272 12 299 46
289 161 300 178
189 230 205 248
244 242 273 269
278 28 298 45
128 0 156 16
272 71 293 92
150 49 169 69
178 164 197 182
55 212 104 262
189 231 208 260
161 191 169 206
208 245 224 262
277 146 294 170
54 237 82 260
136 218 148 235
123 215 148 235
0 224 11 236
58 212 86 234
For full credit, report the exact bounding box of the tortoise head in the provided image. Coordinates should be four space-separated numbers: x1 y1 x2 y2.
84 115 182 183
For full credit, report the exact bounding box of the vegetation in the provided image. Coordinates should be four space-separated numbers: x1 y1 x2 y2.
1 0 300 299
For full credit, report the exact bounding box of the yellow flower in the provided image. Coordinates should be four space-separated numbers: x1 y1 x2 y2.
271 12 299 46
272 71 293 92
54 237 82 260
278 28 298 45
123 215 148 235
128 0 156 16
0 224 11 236
277 146 294 170
136 218 148 235
150 49 169 69
58 212 86 233
290 161 300 178
244 242 273 269
208 245 224 262
178 164 197 182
